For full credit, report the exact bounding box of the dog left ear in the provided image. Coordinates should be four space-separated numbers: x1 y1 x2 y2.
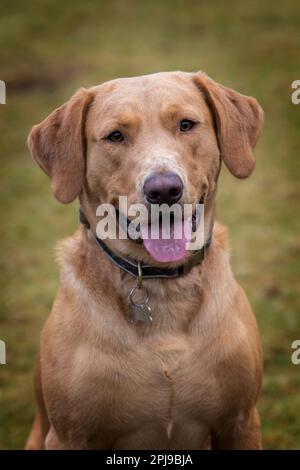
194 73 264 178
27 88 94 203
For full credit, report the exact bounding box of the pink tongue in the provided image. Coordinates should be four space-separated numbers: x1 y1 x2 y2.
141 219 192 262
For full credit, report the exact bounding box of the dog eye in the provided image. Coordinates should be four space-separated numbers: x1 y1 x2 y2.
180 119 196 132
106 131 124 143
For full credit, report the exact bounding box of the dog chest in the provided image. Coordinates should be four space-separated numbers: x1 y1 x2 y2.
45 332 222 448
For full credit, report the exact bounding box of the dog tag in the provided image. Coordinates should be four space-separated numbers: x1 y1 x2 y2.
129 304 153 325
128 267 153 326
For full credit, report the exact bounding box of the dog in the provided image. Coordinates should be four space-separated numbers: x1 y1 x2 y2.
25 71 264 450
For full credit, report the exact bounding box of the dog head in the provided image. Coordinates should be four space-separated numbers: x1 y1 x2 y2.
28 71 263 264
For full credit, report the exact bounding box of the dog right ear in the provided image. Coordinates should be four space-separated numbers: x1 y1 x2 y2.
27 88 94 204
194 73 264 179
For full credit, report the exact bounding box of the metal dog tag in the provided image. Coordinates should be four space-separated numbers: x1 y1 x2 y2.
128 262 153 325
129 304 153 325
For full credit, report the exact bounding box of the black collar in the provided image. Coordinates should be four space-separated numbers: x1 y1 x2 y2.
79 208 212 280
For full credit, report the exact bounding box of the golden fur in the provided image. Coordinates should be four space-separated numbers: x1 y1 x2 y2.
25 71 263 449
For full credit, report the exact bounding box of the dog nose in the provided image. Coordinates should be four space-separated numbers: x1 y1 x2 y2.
143 172 183 205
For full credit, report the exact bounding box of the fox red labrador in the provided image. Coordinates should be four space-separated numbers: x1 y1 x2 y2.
26 71 263 450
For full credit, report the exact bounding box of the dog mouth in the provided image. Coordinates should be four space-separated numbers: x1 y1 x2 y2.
140 214 192 263
116 200 203 263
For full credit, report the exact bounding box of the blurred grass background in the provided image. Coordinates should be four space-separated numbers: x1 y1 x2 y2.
1 0 300 449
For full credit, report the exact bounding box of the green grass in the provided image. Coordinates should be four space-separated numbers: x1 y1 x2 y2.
1 0 300 449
